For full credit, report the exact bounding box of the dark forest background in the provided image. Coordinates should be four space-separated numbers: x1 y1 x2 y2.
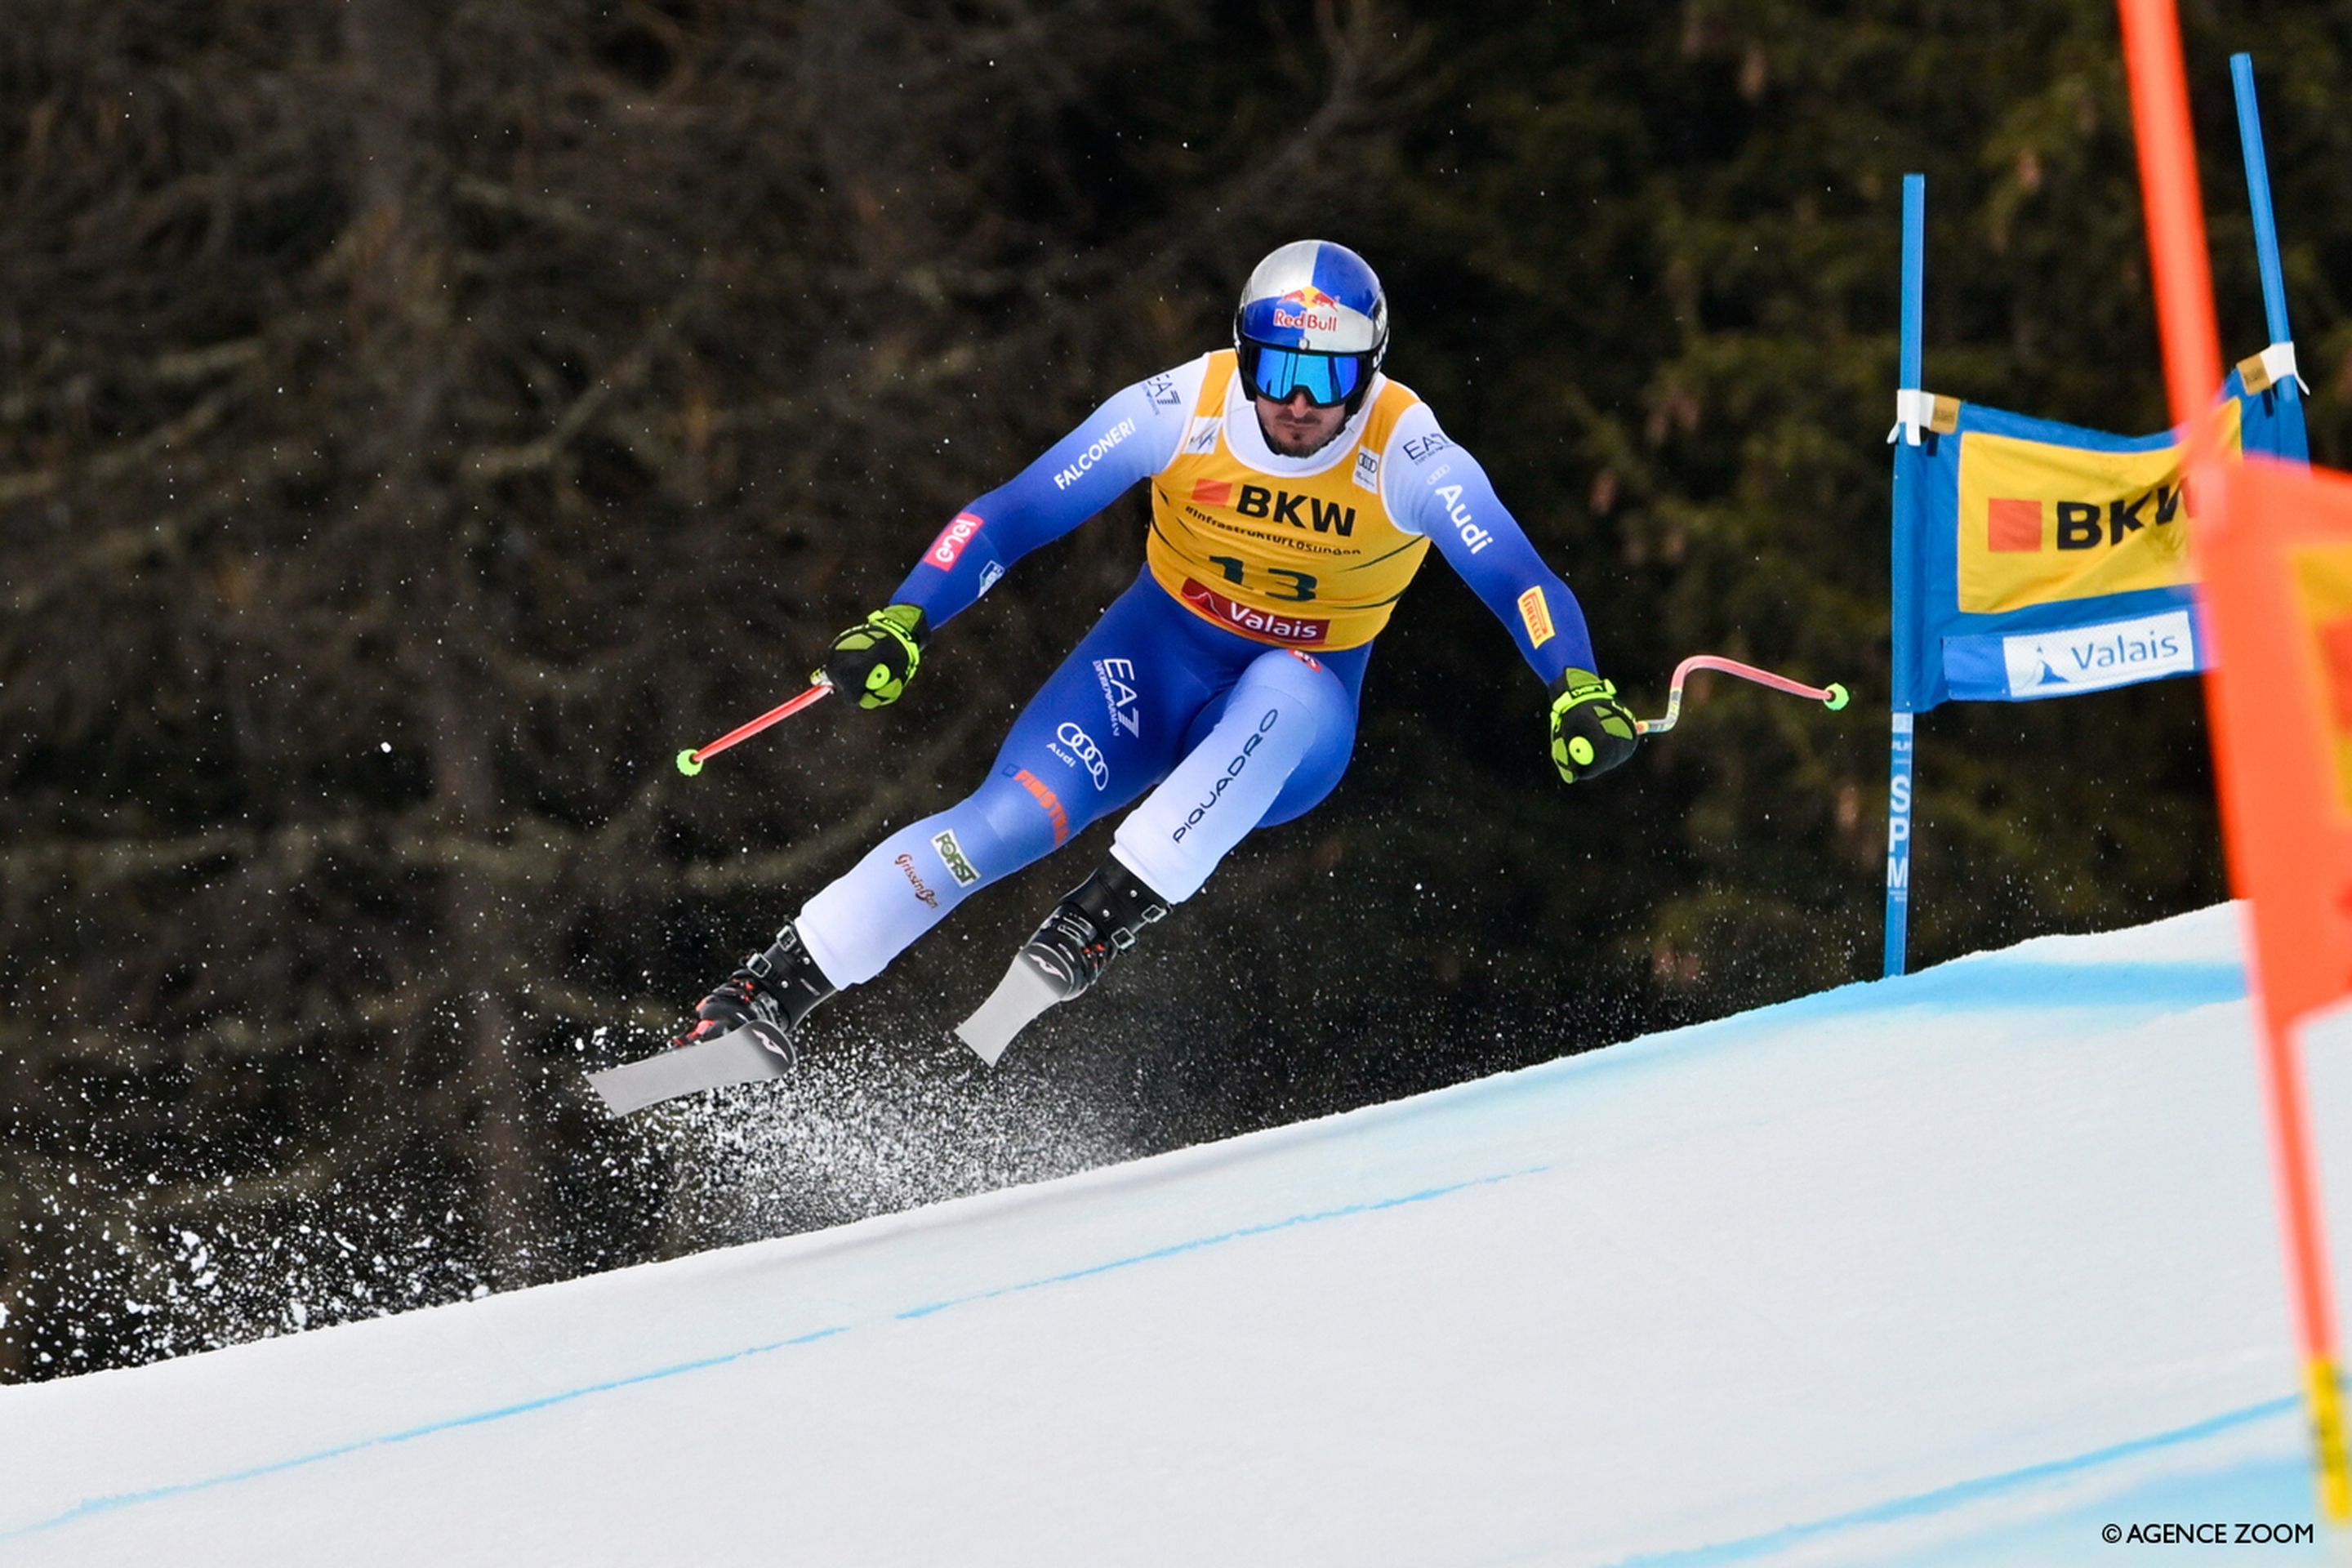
7 0 2349 1381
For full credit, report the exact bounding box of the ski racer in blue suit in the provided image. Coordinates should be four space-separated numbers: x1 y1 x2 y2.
675 240 1639 1063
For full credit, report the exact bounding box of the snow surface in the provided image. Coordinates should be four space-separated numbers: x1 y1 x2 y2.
3 902 2345 1566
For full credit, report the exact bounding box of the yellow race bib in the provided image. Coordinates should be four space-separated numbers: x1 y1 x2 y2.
1147 352 1428 648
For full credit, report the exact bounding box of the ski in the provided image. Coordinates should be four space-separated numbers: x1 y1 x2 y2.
955 957 1066 1066
586 1027 791 1116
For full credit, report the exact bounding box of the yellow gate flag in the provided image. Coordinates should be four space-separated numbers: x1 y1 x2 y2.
1957 398 2241 613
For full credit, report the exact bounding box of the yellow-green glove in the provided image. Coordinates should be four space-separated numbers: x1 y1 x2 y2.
1548 668 1638 782
821 604 930 709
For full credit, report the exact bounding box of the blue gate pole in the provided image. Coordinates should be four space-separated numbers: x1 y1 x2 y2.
1886 715 1914 977
1899 174 1926 391
2230 53 2292 345
1886 173 1926 978
2230 53 2309 464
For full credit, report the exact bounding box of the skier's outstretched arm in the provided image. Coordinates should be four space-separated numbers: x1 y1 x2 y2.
893 367 1196 626
1388 410 1638 782
816 363 1199 708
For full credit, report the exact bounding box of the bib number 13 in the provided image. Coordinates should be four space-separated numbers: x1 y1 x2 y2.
1207 556 1319 603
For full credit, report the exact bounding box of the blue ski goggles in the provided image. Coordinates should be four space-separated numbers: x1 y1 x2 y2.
1237 340 1371 408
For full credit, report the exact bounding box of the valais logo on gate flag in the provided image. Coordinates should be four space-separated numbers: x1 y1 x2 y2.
1999 609 2194 697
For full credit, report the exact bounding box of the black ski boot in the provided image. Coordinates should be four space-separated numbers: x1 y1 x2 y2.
675 922 836 1064
956 857 1170 1063
1021 858 1171 1000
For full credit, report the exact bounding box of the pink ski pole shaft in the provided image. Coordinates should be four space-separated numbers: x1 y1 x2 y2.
1633 656 1849 737
675 677 833 776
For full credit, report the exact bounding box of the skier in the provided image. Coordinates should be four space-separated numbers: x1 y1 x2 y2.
675 239 1638 1064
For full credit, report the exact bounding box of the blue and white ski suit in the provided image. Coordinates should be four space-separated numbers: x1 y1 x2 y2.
794 353 1597 992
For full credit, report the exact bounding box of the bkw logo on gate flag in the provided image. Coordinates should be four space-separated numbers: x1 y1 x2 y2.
1891 377 2299 710
1958 399 2239 613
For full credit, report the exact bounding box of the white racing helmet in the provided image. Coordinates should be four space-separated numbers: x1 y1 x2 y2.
1232 239 1388 411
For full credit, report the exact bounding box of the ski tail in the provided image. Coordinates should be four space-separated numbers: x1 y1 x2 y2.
586 1027 792 1116
954 959 1067 1065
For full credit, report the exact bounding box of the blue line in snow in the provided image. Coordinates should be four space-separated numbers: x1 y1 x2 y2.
4 1325 853 1540
1870 958 2243 1013
893 1169 1538 1320
1590 1395 2298 1568
1 1169 1539 1542
1708 959 2246 1034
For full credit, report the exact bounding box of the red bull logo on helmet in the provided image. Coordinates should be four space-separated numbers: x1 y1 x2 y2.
1271 286 1343 335
1239 239 1386 356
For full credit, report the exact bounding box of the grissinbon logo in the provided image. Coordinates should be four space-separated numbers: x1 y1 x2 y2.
1956 401 2241 614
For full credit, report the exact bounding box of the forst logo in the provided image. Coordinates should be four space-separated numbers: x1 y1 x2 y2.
931 830 980 888
1271 285 1342 335
1985 483 2190 553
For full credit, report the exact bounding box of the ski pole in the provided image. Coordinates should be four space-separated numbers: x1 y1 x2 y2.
675 676 833 776
1634 655 1849 737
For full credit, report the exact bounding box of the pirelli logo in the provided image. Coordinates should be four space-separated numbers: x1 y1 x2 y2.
1517 586 1556 648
